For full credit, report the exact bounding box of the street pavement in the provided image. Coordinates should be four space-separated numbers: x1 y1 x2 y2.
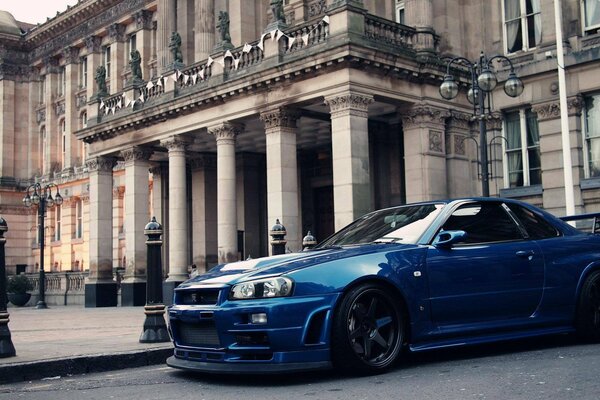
0 305 172 383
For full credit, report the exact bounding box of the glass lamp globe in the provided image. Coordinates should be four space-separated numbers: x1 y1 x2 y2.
55 192 63 206
467 86 480 105
504 72 524 97
477 68 498 92
23 194 32 207
439 75 459 100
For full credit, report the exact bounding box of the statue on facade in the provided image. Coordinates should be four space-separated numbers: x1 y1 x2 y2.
94 65 107 97
169 31 183 64
217 11 232 44
129 49 143 84
270 0 286 23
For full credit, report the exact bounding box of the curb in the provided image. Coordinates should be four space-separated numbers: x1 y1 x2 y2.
0 347 173 384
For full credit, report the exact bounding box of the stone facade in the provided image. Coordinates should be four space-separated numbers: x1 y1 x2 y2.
1 0 600 306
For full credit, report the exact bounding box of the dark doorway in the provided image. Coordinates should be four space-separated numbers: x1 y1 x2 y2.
313 186 335 242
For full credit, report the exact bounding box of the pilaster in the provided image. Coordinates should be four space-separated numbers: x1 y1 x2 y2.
446 111 474 198
194 0 216 61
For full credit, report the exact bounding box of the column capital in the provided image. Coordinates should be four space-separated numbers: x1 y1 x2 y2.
161 136 191 153
400 103 450 129
485 112 504 131
86 156 116 173
108 23 127 43
324 92 374 118
149 165 163 175
531 101 559 122
447 111 473 132
209 122 244 144
260 107 301 131
85 35 102 54
113 186 126 199
121 146 153 164
189 153 217 171
133 9 154 30
43 56 60 74
63 46 80 65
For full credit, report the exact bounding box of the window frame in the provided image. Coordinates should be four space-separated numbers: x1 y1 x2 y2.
75 199 83 239
502 108 541 188
54 206 62 242
583 93 600 178
502 0 542 54
80 56 87 88
395 0 405 24
582 0 600 33
103 45 111 79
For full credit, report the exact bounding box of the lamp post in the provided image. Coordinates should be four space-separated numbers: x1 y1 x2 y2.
22 183 63 309
439 52 524 197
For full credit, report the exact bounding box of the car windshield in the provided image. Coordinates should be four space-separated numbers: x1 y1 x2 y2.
316 203 445 247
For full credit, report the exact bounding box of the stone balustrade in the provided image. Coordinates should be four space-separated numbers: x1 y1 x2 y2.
24 272 88 306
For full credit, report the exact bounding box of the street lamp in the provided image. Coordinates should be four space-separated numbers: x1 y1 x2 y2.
22 183 63 309
439 52 524 197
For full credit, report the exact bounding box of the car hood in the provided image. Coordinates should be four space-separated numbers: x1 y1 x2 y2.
177 243 420 289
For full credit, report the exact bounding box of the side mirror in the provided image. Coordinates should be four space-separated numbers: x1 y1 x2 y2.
433 230 467 249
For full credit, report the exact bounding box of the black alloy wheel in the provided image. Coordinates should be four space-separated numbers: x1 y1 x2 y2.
576 271 600 342
332 283 404 374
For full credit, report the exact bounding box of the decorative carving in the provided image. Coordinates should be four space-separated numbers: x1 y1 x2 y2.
108 23 126 43
169 31 183 64
189 154 217 170
260 108 301 130
270 0 286 24
531 101 560 121
55 101 65 116
447 111 472 132
76 93 87 108
85 35 102 54
113 186 126 198
86 156 116 173
36 109 46 124
401 103 450 129
43 57 60 74
129 49 143 84
568 94 584 116
308 0 328 17
63 46 80 65
162 137 190 152
216 12 232 46
121 147 152 163
485 112 503 131
429 130 443 153
209 122 243 144
324 93 374 118
454 135 466 156
95 66 108 98
133 9 153 30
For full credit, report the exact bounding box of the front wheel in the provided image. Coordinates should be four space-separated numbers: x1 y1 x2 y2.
331 283 404 374
575 271 600 342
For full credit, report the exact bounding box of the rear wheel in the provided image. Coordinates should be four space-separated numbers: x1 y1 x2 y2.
331 283 404 374
576 271 600 342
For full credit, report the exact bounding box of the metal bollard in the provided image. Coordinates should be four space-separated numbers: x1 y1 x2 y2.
302 231 317 250
0 217 16 358
139 217 169 343
270 219 287 255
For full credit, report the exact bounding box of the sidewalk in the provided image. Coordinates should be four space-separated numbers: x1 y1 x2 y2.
0 305 173 384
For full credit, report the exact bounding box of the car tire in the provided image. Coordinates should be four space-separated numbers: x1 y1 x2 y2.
575 270 600 342
331 283 404 374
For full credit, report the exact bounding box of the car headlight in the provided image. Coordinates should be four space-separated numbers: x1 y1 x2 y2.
229 277 293 300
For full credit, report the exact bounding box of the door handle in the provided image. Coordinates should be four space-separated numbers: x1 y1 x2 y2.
516 250 535 259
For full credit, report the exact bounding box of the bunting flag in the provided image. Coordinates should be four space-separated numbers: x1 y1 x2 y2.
100 100 105 110
104 107 109 115
117 99 122 108
199 68 205 80
183 74 190 84
276 30 285 42
192 74 198 84
130 99 136 108
302 33 310 46
243 43 253 53
146 81 154 89
233 58 240 70
224 50 233 59
217 57 225 67
156 77 163 87
270 30 278 41
170 72 178 82
207 57 214 67
111 107 116 115
138 94 145 103
323 15 330 24
176 70 182 79
125 97 131 108
287 37 296 50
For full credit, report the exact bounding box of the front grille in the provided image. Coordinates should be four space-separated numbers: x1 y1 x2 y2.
176 288 220 305
176 321 221 348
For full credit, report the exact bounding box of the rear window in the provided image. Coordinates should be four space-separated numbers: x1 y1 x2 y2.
506 203 560 239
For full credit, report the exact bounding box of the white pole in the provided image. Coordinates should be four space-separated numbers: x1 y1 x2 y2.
554 0 576 216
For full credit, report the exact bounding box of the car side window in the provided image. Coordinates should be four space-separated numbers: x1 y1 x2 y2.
506 203 560 239
442 202 524 244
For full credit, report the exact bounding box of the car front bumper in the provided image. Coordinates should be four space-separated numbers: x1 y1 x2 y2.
167 291 340 373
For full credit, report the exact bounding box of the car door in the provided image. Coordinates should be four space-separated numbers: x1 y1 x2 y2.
425 201 545 329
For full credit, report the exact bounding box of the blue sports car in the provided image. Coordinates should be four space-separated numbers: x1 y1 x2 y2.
166 198 600 374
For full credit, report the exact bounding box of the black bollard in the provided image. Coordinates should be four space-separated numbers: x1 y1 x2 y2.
0 217 16 358
139 217 169 343
302 231 317 250
270 219 287 255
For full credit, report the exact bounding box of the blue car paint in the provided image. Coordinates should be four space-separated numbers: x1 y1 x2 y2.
167 198 600 374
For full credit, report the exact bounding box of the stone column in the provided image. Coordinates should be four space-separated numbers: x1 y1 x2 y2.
108 23 126 93
43 57 60 174
84 35 102 105
260 108 301 252
158 0 177 71
324 92 373 231
209 122 242 264
63 47 80 172
194 0 215 61
404 0 435 60
120 147 152 306
132 10 154 82
162 137 189 286
446 112 474 198
190 154 217 272
150 164 168 274
532 97 584 215
401 103 450 203
85 156 117 307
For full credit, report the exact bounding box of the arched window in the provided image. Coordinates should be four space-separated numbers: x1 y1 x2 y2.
75 199 83 239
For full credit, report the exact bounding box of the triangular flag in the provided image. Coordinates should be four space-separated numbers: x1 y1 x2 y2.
146 81 154 89
199 68 205 80
100 100 105 109
176 70 182 78
258 33 268 50
322 15 330 24
156 77 163 86
217 57 225 67
270 30 277 41
125 98 131 108
130 99 136 108
192 74 198 84
183 74 189 84
122 93 127 98
234 58 240 70
224 50 233 59
276 30 285 41
111 107 115 115
104 107 109 115
207 57 214 67
302 34 309 46
138 94 145 103
243 43 252 53
287 37 296 49
117 99 122 108
170 72 178 82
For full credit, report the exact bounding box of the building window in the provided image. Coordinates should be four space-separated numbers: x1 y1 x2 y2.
503 108 541 188
80 56 87 88
103 46 111 79
583 0 600 32
40 127 46 175
129 33 137 53
58 67 66 97
503 0 542 53
395 0 405 24
54 206 62 242
39 75 46 103
584 94 600 178
60 119 66 170
75 199 83 239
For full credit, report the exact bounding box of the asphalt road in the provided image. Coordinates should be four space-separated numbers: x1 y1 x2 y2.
1 335 599 400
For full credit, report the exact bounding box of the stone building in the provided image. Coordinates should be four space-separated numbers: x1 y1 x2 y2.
0 0 599 306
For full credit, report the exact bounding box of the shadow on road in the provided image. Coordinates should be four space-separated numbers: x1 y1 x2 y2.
171 333 583 386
